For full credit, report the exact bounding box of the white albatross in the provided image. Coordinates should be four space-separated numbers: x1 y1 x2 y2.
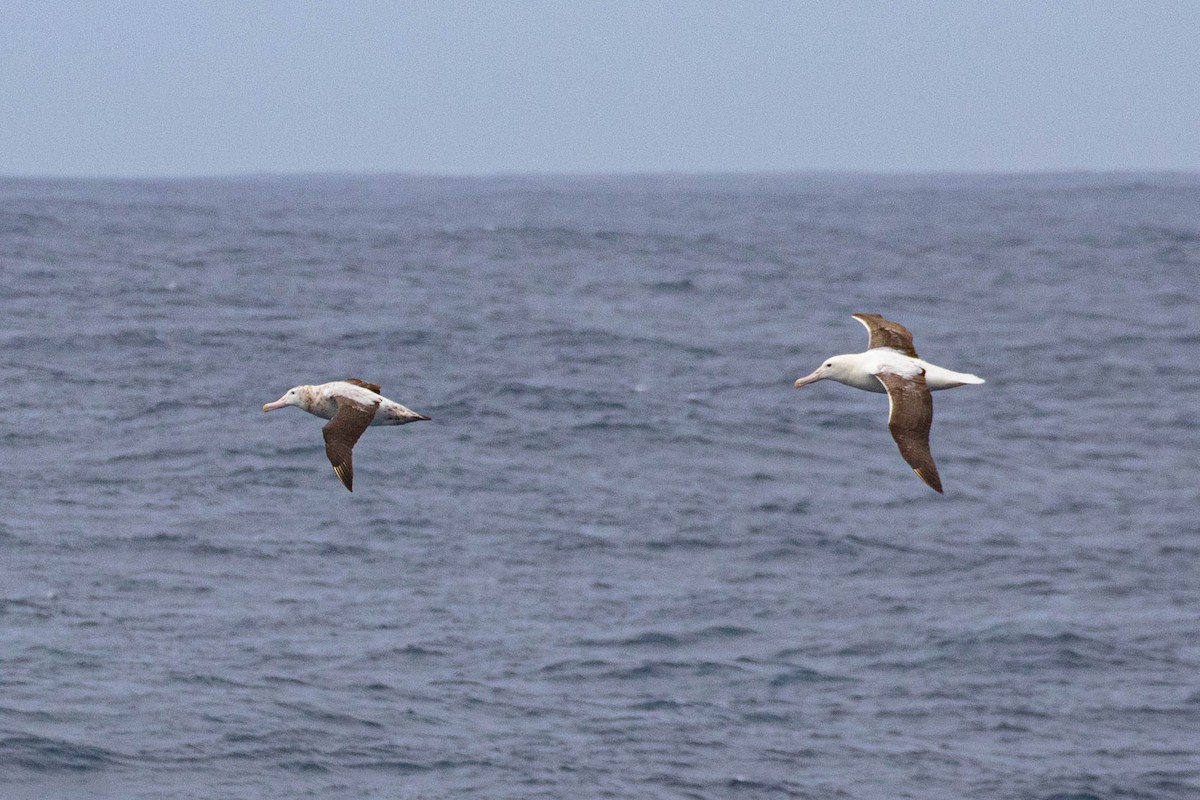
793 314 984 493
262 378 429 492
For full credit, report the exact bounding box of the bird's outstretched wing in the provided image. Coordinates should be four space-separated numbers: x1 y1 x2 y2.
874 368 942 493
322 396 380 491
343 378 382 394
853 313 919 358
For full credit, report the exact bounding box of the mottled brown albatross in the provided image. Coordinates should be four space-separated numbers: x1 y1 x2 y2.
262 378 429 491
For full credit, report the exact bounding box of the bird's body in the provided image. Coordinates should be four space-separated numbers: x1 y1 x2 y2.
262 379 429 491
793 314 983 493
810 349 984 394
272 380 427 425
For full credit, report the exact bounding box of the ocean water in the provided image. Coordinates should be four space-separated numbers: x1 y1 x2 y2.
2 173 1199 799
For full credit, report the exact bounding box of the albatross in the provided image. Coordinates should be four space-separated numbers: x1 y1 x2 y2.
793 314 984 493
262 378 430 491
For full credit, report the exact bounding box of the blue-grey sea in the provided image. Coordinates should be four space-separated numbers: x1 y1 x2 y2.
2 173 1199 799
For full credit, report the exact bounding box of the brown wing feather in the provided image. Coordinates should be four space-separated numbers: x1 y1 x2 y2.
321 396 379 491
344 378 382 395
853 313 919 358
874 370 943 493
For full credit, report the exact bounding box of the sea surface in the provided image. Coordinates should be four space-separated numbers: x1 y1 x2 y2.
2 173 1199 799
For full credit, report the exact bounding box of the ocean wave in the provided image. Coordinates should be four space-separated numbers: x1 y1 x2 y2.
0 735 124 773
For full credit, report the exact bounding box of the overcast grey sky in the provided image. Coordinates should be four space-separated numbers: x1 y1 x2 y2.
2 1 1198 177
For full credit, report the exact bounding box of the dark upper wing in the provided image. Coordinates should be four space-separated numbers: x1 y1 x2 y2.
874 369 942 493
344 378 382 394
321 396 380 491
853 313 919 358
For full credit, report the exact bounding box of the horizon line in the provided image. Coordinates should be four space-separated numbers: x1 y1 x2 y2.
3 166 1199 183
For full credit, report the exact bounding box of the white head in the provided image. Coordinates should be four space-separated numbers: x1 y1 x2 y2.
793 354 859 388
262 385 309 412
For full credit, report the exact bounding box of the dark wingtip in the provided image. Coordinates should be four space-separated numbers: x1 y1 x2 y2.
332 465 353 492
915 468 943 494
